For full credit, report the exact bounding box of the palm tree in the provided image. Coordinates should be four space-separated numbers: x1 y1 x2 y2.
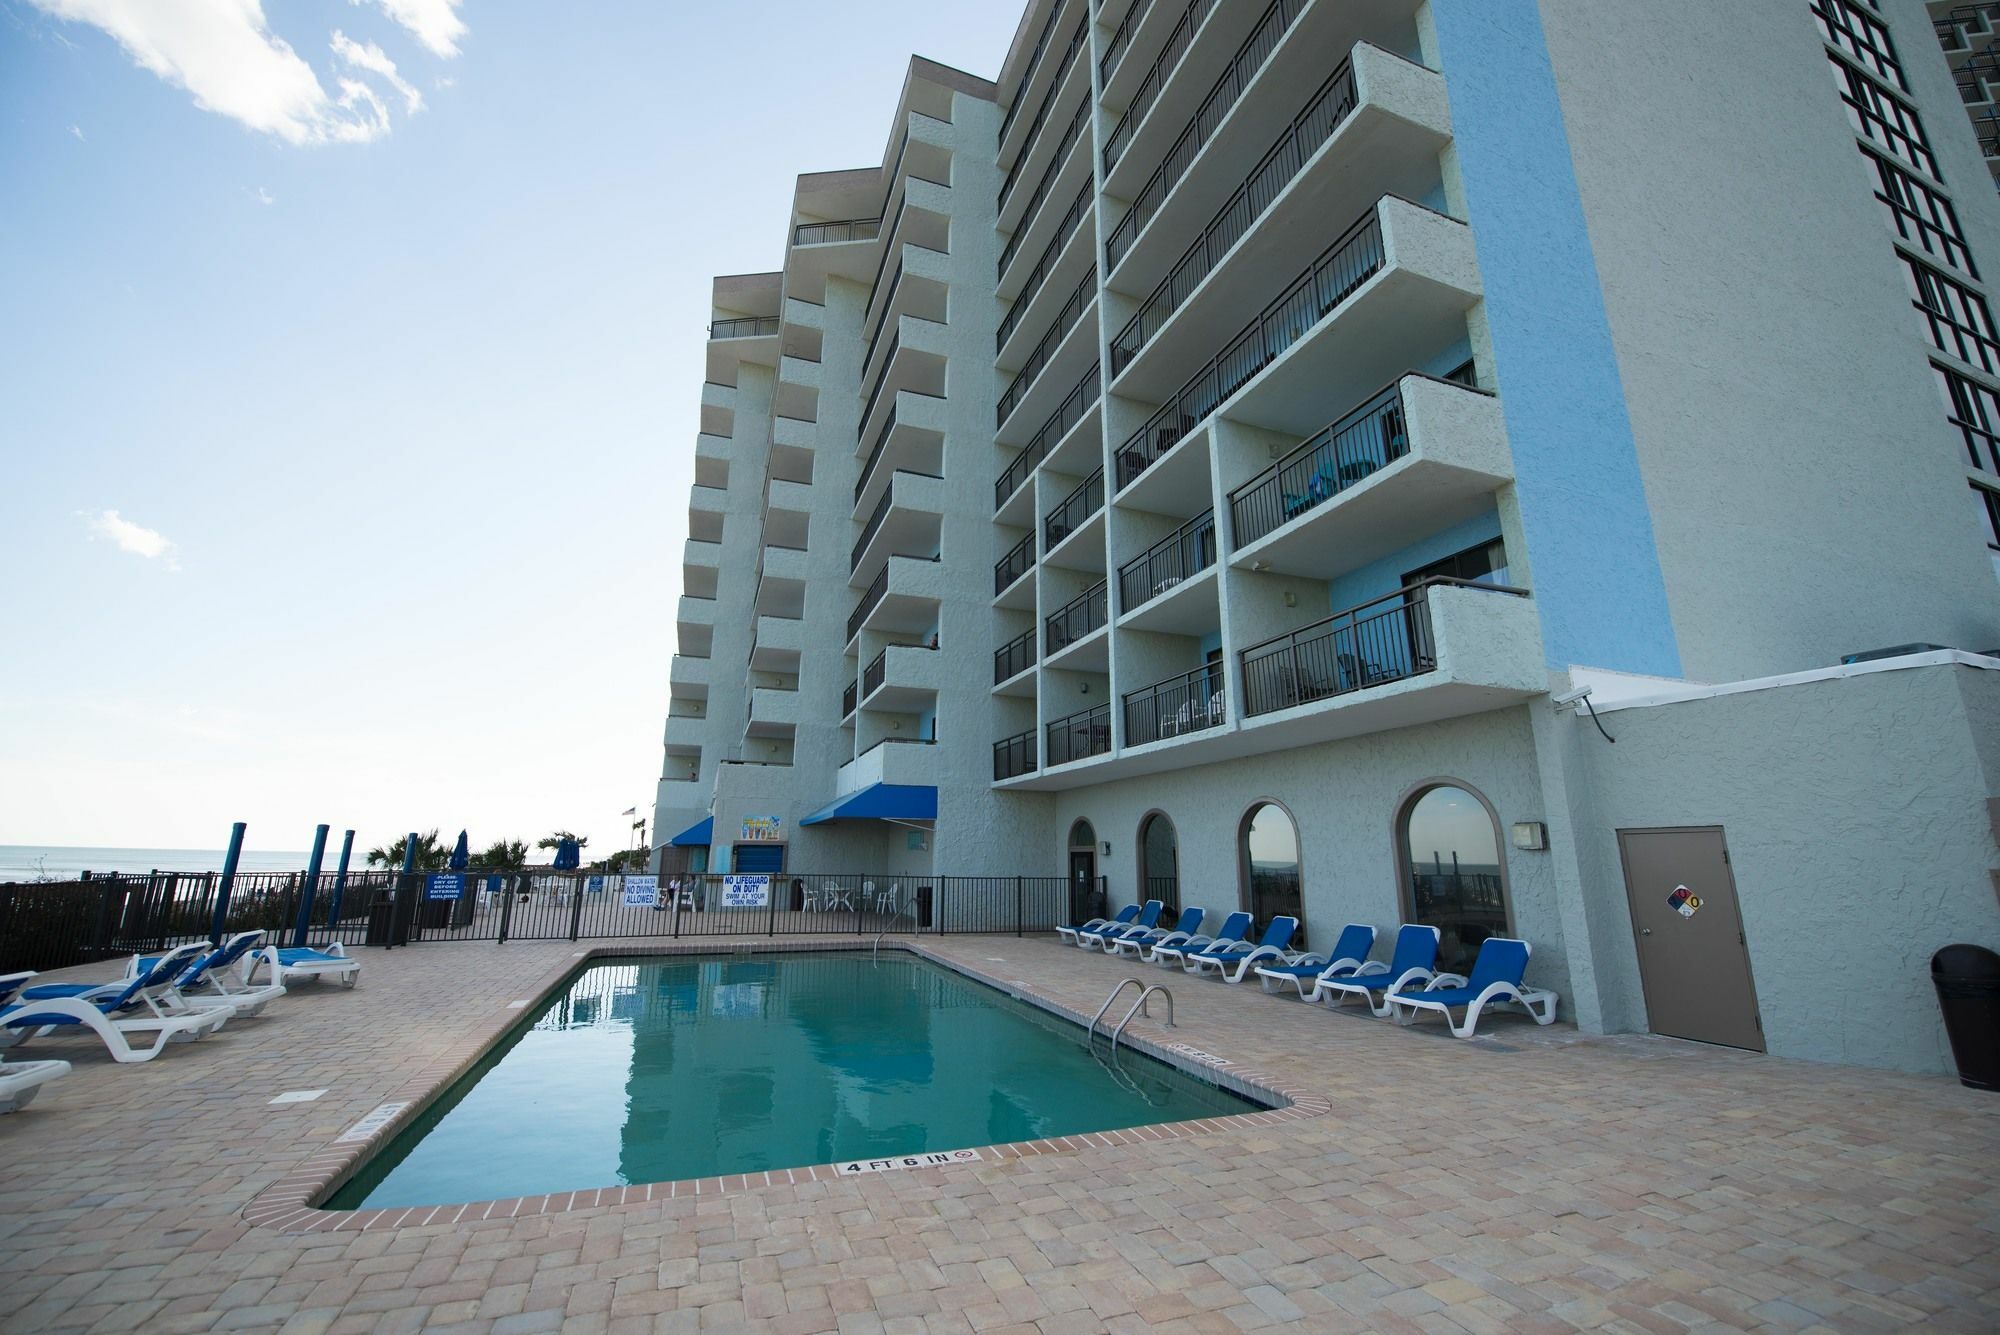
470 838 527 870
536 831 588 855
366 830 449 871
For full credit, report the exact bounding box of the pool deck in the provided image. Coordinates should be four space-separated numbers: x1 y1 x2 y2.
0 935 1994 1334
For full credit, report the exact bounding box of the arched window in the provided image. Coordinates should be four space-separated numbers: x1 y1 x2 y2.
1067 819 1096 850
1399 783 1510 973
1239 802 1304 944
1138 812 1178 913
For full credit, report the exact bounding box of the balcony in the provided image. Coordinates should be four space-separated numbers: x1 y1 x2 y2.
1099 0 1157 86
993 728 1038 782
682 539 721 600
1117 510 1216 618
1115 195 1478 484
694 432 730 489
663 712 707 756
749 615 803 674
999 94 1091 280
710 316 780 340
1228 372 1509 579
995 361 1101 515
859 318 947 448
994 532 1035 599
836 736 938 796
669 655 711 698
997 266 1098 439
997 183 1094 347
1045 702 1112 768
998 2 1088 181
794 217 881 247
994 627 1036 687
1124 663 1227 748
1045 579 1109 660
845 555 943 645
775 353 821 423
850 471 944 581
746 686 800 739
1044 467 1105 554
688 483 727 544
860 643 941 712
842 679 858 720
854 392 946 516
1102 0 1225 175
699 380 734 436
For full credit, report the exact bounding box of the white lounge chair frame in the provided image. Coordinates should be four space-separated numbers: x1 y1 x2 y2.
1254 948 1371 1000
242 940 360 989
0 1059 71 1111
0 996 227 1062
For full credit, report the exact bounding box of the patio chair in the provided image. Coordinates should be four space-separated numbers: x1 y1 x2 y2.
1079 900 1163 952
1106 906 1204 959
121 932 286 1017
1388 937 1558 1037
1055 902 1139 946
1150 910 1250 968
1 949 229 1063
0 973 34 1007
1253 923 1377 999
1318 924 1442 1016
241 939 361 990
0 1059 70 1112
1183 916 1299 983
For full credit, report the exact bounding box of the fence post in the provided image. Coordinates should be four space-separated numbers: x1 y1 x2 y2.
1016 877 1023 937
767 877 778 937
568 876 586 941
86 872 114 960
497 876 515 944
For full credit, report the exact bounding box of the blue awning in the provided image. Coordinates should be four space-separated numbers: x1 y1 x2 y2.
799 783 937 827
668 816 713 847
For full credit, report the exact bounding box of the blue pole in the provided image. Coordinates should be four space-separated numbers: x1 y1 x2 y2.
324 829 355 937
208 822 247 946
394 831 419 950
291 824 330 947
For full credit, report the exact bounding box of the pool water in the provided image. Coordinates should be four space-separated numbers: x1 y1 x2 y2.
328 952 1264 1209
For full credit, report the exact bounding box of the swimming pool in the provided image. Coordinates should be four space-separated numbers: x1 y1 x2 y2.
327 951 1265 1209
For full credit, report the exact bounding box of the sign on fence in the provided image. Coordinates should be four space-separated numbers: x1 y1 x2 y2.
739 816 782 842
586 875 605 894
622 875 658 908
719 874 770 908
425 874 464 901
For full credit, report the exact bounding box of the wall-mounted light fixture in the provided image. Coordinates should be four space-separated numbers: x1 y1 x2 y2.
1101 841 1111 857
1510 821 1548 851
1282 591 1297 607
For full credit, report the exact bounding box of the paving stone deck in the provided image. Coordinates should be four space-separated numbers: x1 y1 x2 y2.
0 934 1995 1334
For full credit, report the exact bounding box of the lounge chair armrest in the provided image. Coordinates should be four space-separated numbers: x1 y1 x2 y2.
1425 972 1468 991
1351 961 1389 978
1317 956 1364 978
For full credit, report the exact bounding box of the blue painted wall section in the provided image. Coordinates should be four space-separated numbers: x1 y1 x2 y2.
1429 0 1682 677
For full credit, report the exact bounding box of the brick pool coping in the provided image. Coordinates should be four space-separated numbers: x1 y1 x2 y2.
242 938 1332 1234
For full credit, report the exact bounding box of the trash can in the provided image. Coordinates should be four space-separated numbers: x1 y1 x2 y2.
1931 943 2000 1091
916 885 933 929
365 901 396 947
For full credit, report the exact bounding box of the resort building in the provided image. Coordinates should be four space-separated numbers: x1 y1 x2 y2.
654 0 2000 1075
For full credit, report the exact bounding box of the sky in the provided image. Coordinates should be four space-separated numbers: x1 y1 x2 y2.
0 0 1023 858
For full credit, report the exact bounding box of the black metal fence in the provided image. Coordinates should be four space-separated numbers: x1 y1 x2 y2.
0 870 1103 973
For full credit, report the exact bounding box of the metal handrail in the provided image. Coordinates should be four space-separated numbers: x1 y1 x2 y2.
794 216 882 246
995 361 1100 510
1000 97 1090 278
998 182 1094 350
999 17 1089 207
1228 378 1411 547
1109 985 1175 1051
998 0 1068 147
1045 700 1111 766
995 532 1034 595
854 405 897 507
1102 0 1218 172
1045 579 1108 653
993 727 1038 780
1044 467 1104 550
1087 977 1148 1040
994 627 1036 684
709 316 780 339
1099 0 1157 83
1118 508 1215 609
999 264 1096 429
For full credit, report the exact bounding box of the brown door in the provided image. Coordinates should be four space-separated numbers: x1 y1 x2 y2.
1616 827 1764 1051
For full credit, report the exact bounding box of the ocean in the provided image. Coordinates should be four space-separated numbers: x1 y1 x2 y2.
0 845 315 882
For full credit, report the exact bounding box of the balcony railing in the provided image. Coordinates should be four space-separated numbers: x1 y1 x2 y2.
862 649 888 699
1117 509 1216 611
851 481 896 572
1000 18 1090 208
794 217 882 246
1099 0 1157 83
1230 377 1428 548
1102 0 1219 172
994 627 1036 683
1044 467 1104 549
996 361 1101 510
1124 663 1226 746
1046 702 1112 767
998 265 1095 428
995 532 1034 594
709 316 780 339
998 183 1094 350
1104 0 1305 271
847 564 891 644
842 680 858 718
1115 202 1387 490
1239 577 1526 717
854 405 896 507
1000 98 1090 278
1046 579 1108 653
857 330 901 441
998 0 1069 147
1109 58 1359 364
993 728 1038 780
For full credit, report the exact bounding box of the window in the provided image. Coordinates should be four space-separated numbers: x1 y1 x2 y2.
1830 55 1938 180
1906 255 2000 374
1399 783 1510 975
1404 537 1510 589
1974 482 2000 551
1067 819 1096 849
1812 0 1906 91
1239 802 1304 945
1934 364 2000 474
1138 813 1179 913
1868 150 1975 277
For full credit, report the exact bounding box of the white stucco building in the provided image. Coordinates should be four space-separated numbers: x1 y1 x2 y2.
654 0 2000 1075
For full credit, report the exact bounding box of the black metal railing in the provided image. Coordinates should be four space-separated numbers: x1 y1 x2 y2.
847 563 891 643
854 405 897 507
995 532 1034 594
1124 663 1227 746
1117 510 1215 610
1046 579 1109 653
996 361 1101 509
998 0 1068 146
858 328 902 440
1104 0 1307 272
999 265 1096 428
998 183 1094 350
1102 0 1219 172
843 679 858 717
709 316 780 339
852 481 897 572
1100 0 1157 83
1000 18 1089 209
1000 98 1090 278
1115 201 1389 490
1044 467 1105 548
1239 577 1527 717
1109 58 1360 365
1046 702 1112 766
994 728 1038 780
995 627 1036 683
863 649 888 698
794 216 882 246
1229 377 1422 546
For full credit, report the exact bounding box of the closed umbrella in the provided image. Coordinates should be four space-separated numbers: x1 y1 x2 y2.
449 830 470 871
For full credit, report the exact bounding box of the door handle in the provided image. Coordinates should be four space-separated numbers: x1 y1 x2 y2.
1639 928 1653 936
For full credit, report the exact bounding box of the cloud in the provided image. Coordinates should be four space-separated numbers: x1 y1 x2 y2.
24 0 444 145
81 509 181 571
68 123 85 139
354 0 465 58
246 184 275 205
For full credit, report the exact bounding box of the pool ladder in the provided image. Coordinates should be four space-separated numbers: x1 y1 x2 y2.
1086 978 1174 1055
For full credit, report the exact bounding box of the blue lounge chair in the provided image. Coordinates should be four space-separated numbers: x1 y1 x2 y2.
1107 906 1204 959
1079 900 1162 952
243 940 360 989
1184 916 1298 983
1388 937 1558 1037
1318 924 1441 1016
1055 902 1139 947
121 932 286 1016
1253 923 1377 999
1149 910 1250 969
2 946 229 1062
